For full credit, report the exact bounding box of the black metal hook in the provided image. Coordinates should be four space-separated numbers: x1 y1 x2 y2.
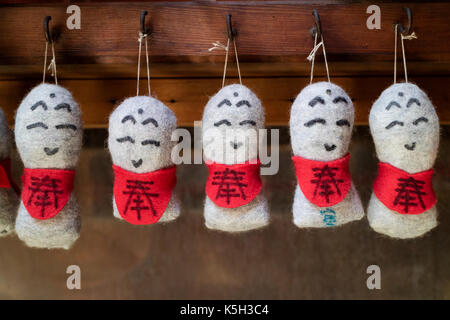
395 7 413 35
226 14 237 40
140 10 150 35
44 16 53 43
309 10 322 39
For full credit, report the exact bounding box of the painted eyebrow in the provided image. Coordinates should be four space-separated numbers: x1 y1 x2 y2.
26 122 48 129
336 119 351 127
333 96 348 104
386 101 402 110
217 99 232 107
121 115 136 124
308 96 325 107
55 124 77 130
304 118 326 127
142 117 159 127
214 119 232 127
54 103 72 112
385 120 404 129
239 120 256 126
406 98 421 108
31 101 48 111
413 117 429 125
236 100 252 108
116 136 135 143
141 139 160 147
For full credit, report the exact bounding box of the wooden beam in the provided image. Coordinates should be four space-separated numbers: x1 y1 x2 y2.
0 61 450 80
1 76 448 127
0 2 449 64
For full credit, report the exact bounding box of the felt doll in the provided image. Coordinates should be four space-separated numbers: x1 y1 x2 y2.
108 96 180 225
14 83 82 249
202 83 269 232
0 108 19 236
368 82 439 239
290 81 364 228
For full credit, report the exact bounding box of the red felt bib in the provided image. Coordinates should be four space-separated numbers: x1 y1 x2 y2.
373 162 436 215
22 168 75 220
292 154 352 207
0 159 19 194
112 165 176 225
205 160 262 208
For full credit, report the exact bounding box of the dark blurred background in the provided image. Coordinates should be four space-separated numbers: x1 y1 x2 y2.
0 126 448 299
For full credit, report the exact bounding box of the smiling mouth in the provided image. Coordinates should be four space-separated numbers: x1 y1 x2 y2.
324 143 336 152
404 142 416 151
230 141 243 150
132 159 143 168
44 147 59 156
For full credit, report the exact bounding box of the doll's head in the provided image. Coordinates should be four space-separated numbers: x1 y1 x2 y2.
15 83 82 169
108 96 177 173
369 82 439 173
0 108 12 160
290 82 354 161
202 84 265 164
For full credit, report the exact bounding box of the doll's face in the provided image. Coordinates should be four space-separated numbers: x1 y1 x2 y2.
0 108 12 160
14 83 82 169
108 96 177 173
290 82 354 161
369 83 439 172
202 84 265 165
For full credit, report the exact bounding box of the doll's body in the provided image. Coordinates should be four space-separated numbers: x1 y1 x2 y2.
368 83 439 239
108 96 179 224
14 83 82 249
0 108 19 236
290 82 364 228
202 84 269 232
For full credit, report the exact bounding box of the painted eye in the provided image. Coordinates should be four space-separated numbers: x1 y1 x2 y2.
236 100 251 108
239 120 256 126
385 120 404 129
217 99 232 107
304 118 326 127
413 117 428 126
308 96 325 107
54 103 72 113
116 136 135 143
26 122 48 130
141 139 160 147
214 119 232 127
336 119 350 127
406 98 421 108
333 96 348 104
55 124 77 131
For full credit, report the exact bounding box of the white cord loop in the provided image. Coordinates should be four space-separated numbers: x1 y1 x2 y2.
307 34 330 84
394 24 417 84
43 41 58 85
137 31 151 96
209 37 242 88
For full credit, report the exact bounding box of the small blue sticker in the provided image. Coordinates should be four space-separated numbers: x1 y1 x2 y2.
320 208 336 227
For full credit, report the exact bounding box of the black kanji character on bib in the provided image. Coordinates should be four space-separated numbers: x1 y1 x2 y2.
212 168 248 205
393 177 426 213
27 175 63 218
311 165 344 203
122 180 159 221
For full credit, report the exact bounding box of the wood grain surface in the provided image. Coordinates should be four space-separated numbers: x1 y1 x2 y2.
0 2 449 64
1 76 448 127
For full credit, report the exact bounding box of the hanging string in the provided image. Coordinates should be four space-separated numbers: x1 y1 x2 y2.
209 37 242 88
308 32 318 84
42 41 58 85
394 23 417 83
307 34 330 83
137 31 151 96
